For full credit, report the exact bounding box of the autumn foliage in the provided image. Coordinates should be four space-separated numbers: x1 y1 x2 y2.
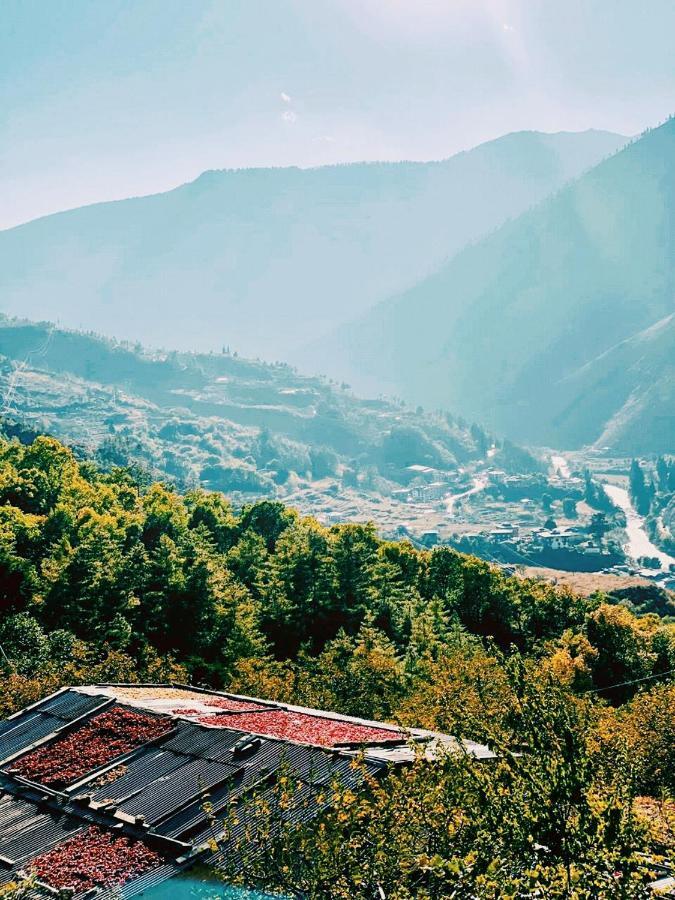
0 433 673 896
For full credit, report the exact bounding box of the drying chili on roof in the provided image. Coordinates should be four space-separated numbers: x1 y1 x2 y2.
203 696 267 712
9 706 172 787
197 708 402 746
30 826 162 892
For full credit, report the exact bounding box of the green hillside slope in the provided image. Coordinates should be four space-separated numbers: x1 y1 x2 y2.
0 318 509 506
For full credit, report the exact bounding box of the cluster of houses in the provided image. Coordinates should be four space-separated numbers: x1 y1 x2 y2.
487 523 600 554
487 468 585 498
391 465 470 504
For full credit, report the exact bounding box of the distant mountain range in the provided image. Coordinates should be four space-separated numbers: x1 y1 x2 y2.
315 118 675 453
0 130 625 362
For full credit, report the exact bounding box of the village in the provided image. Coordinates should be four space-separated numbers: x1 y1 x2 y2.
287 454 675 594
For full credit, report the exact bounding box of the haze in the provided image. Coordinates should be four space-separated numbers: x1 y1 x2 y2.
3 0 675 229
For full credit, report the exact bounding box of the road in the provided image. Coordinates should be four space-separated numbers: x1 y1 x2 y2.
445 474 488 517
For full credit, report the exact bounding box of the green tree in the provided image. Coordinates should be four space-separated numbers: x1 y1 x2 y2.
562 497 578 518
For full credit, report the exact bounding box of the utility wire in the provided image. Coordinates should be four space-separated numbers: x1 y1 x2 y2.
583 666 675 695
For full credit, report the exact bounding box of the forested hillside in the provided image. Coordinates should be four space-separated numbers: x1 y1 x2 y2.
0 130 625 362
321 118 675 452
0 432 673 896
0 317 522 503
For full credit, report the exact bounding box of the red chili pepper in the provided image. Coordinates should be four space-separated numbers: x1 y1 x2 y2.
9 707 172 787
197 709 400 746
203 697 267 711
29 827 162 891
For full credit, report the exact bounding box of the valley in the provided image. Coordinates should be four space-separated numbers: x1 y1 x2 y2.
3 6 675 897
0 317 504 519
316 117 675 454
1 319 671 601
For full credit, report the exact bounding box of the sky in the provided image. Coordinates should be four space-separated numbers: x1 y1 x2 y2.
2 0 675 229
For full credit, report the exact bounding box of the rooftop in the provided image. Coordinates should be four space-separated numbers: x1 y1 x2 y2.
0 683 493 898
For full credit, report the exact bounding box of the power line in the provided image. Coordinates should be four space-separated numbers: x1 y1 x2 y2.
583 666 675 695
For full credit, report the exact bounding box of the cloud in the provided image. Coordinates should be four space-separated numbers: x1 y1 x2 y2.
280 92 292 104
502 23 515 32
281 110 298 124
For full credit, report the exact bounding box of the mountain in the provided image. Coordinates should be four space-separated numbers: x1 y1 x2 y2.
561 313 675 453
317 119 675 453
0 319 537 519
0 131 626 362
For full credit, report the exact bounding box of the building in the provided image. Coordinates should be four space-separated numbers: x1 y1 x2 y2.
489 522 520 542
535 527 586 551
410 482 448 502
0 684 494 898
391 488 411 502
405 464 440 481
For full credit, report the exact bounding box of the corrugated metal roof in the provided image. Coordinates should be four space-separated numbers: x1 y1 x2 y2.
0 713 60 763
39 690 108 722
0 684 494 898
119 756 240 825
0 690 110 766
0 792 85 863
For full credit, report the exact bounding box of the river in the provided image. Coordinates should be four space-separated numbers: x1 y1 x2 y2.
603 483 675 572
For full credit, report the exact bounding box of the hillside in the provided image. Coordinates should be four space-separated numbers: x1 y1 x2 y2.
561 313 675 453
0 318 522 518
318 119 675 453
0 130 625 362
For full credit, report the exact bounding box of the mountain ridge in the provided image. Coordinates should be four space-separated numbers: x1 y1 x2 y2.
0 129 627 363
314 118 675 452
3 127 625 233
0 316 521 506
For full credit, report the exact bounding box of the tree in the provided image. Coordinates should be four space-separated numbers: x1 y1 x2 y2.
238 500 296 552
589 512 609 543
0 613 50 676
398 642 514 742
629 460 651 515
562 497 578 518
223 681 650 899
656 456 669 493
584 604 656 701
608 682 675 793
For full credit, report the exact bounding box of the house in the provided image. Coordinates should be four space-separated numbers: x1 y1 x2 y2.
489 527 515 542
538 527 586 551
406 464 438 480
0 684 494 898
410 482 447 502
487 469 507 485
391 488 411 502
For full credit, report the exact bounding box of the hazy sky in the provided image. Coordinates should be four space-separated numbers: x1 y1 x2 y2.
3 0 675 229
